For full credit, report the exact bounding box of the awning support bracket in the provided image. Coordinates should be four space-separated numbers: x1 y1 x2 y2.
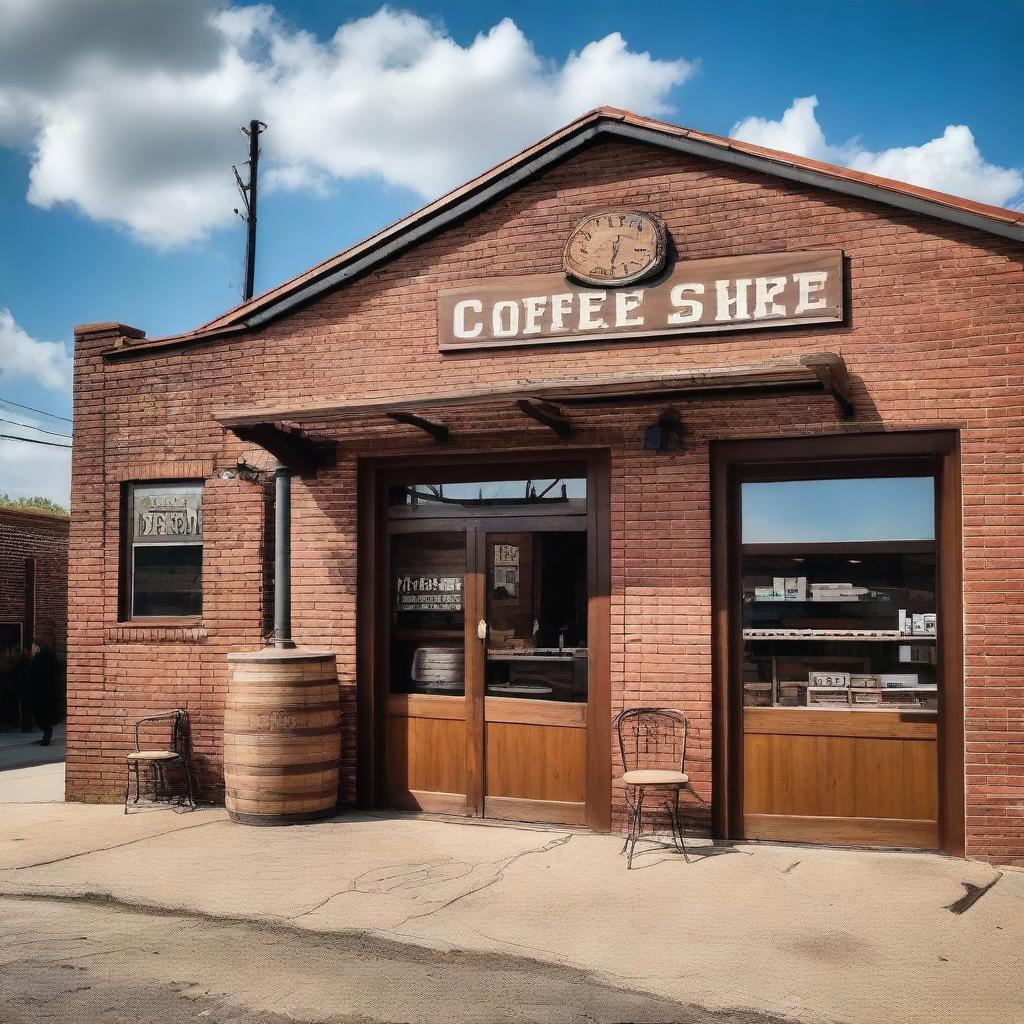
231 423 336 477
800 353 856 420
518 399 570 439
387 411 449 443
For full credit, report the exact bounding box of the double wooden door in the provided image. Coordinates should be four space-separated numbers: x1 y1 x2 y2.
382 515 591 826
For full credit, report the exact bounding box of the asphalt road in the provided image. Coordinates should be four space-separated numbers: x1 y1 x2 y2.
0 895 788 1024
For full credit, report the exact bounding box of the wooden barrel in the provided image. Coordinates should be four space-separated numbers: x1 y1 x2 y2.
224 648 340 825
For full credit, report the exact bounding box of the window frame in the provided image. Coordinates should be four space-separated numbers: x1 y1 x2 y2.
710 429 964 856
120 479 204 622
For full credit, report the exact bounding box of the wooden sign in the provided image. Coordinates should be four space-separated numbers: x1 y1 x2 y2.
438 249 843 352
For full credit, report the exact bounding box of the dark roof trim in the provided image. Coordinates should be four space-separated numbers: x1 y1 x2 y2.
242 125 603 329
237 120 1024 332
611 122 1024 244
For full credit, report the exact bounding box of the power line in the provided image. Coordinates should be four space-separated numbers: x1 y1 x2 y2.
0 396 72 423
0 433 72 449
0 417 71 439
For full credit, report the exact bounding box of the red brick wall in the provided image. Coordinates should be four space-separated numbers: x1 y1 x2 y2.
68 139 1024 865
0 508 69 657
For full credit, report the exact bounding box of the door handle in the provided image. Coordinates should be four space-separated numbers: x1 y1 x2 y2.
477 619 488 641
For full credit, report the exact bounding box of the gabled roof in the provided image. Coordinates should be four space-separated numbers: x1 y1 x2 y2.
107 106 1024 356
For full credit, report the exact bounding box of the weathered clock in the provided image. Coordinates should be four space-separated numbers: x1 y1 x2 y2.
563 210 667 287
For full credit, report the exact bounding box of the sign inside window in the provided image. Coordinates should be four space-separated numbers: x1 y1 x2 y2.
395 574 464 612
133 484 202 543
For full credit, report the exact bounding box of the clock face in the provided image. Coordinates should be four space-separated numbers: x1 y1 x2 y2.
563 210 667 287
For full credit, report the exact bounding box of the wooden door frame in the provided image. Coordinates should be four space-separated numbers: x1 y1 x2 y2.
709 429 964 855
356 447 612 831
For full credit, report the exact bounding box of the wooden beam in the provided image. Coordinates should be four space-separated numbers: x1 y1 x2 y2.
386 411 449 443
518 399 570 439
801 353 855 420
214 357 842 427
231 424 336 477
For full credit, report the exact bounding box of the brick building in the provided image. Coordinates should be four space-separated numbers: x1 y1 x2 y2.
69 109 1024 865
0 507 69 660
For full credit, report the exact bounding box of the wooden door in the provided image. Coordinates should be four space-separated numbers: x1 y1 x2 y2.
479 523 589 827
373 458 609 830
382 520 590 825
384 527 472 815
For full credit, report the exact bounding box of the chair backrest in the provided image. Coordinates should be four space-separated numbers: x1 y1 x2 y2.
133 709 189 754
615 707 688 776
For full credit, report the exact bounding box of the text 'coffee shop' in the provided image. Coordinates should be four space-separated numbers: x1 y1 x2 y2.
69 108 1024 866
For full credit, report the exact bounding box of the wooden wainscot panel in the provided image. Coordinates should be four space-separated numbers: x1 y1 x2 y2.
388 693 466 720
386 716 467 796
744 814 938 849
744 707 937 740
438 249 843 351
388 789 468 815
484 697 586 728
484 796 586 827
485 722 586 803
743 730 938 825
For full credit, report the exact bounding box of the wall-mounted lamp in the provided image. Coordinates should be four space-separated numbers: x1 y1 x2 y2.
221 457 264 484
642 409 685 452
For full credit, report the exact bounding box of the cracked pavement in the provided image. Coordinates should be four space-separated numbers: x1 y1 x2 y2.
1 802 1023 1023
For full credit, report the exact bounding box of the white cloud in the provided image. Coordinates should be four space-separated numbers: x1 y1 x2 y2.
0 2 696 247
731 96 1024 209
0 309 72 391
0 428 71 509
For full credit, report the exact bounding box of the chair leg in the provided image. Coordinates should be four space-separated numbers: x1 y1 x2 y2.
627 787 645 869
673 788 690 864
183 756 198 809
621 790 637 855
123 763 132 814
132 763 142 805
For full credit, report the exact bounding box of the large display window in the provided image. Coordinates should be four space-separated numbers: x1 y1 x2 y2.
740 476 937 712
712 432 963 854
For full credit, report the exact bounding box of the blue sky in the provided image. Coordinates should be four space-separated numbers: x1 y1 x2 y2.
1 1 1022 505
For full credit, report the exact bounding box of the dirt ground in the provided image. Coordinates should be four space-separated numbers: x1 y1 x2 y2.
0 894 786 1024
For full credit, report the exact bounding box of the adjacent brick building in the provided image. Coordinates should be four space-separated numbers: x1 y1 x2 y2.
68 109 1024 865
0 507 69 659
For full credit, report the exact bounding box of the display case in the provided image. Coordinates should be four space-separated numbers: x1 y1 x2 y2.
741 541 938 712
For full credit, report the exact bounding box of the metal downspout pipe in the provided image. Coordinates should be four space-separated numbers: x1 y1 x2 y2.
273 462 295 649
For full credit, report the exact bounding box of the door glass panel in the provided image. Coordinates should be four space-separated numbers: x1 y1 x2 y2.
740 476 938 712
485 530 588 702
389 478 586 515
389 531 465 695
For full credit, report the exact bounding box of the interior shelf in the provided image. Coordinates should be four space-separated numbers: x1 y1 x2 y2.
743 629 935 642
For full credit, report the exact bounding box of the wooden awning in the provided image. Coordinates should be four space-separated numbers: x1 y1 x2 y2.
216 352 854 435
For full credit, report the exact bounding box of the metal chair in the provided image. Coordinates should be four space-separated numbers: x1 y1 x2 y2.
615 707 700 868
124 709 198 813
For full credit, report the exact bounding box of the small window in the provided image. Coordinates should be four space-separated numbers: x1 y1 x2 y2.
126 483 203 618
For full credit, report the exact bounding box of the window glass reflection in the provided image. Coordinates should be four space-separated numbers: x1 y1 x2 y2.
741 477 934 543
389 478 586 512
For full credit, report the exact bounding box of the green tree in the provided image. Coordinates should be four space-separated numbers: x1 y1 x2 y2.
0 494 68 516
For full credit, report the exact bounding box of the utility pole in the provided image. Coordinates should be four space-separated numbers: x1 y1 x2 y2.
233 119 267 302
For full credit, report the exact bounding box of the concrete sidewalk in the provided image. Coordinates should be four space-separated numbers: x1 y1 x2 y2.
0 723 65 770
1 802 1021 1024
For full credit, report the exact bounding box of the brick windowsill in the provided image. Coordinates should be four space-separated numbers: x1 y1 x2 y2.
106 622 208 643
